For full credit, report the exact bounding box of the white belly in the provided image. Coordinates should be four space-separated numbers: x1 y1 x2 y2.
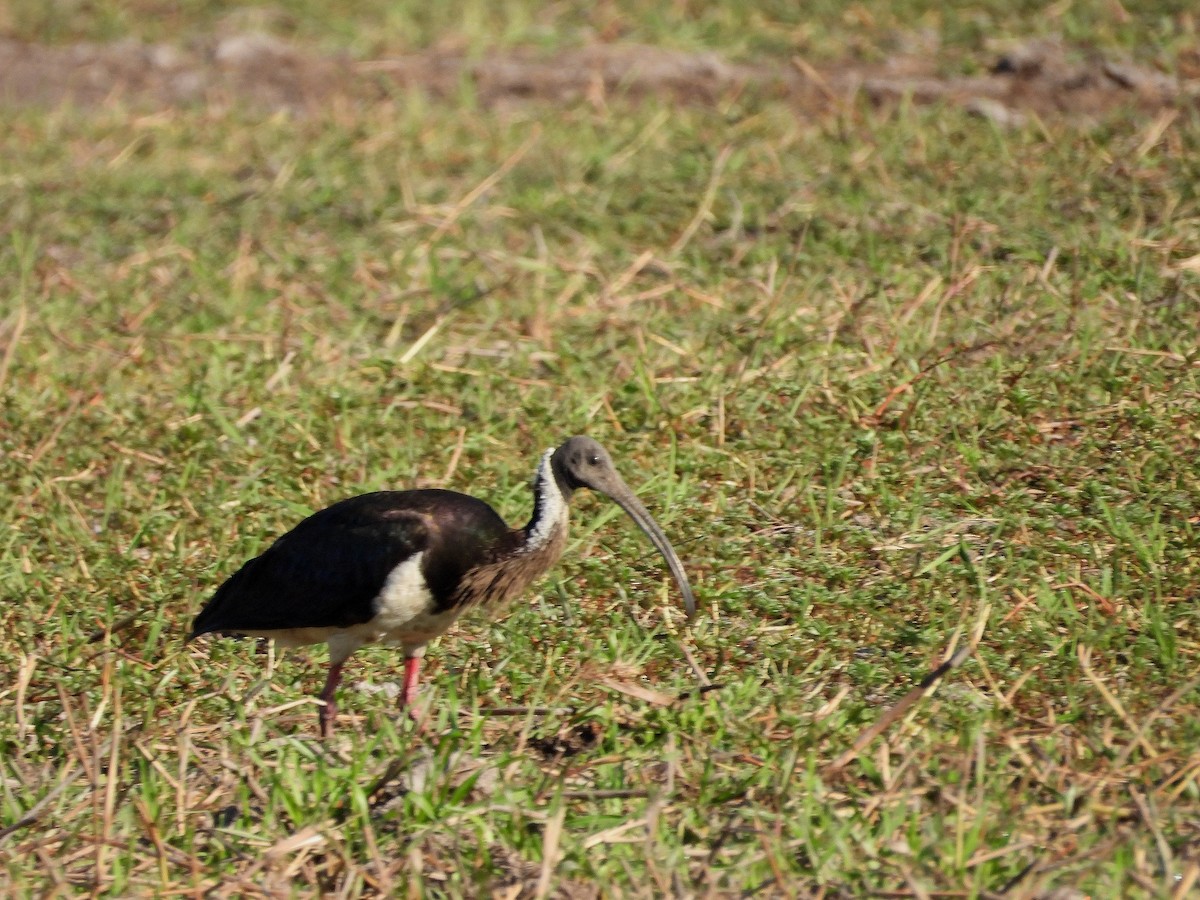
242 553 463 663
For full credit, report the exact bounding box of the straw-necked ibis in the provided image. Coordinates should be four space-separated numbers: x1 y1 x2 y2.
189 436 696 736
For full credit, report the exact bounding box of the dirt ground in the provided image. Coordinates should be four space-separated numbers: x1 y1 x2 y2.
0 32 1197 121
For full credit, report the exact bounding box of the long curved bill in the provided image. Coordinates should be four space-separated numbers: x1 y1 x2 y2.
600 481 697 620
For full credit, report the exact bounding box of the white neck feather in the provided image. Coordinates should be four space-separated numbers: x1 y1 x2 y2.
525 447 569 552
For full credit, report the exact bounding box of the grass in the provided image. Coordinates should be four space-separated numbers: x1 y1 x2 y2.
5 0 1197 62
2 2 1200 896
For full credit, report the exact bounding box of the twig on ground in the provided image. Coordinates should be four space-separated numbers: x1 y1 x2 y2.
477 706 575 717
826 644 974 773
669 145 732 257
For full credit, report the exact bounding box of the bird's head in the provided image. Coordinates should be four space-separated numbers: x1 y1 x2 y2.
550 436 696 620
550 435 620 495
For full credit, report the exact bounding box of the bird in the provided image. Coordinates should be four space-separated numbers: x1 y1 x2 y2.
189 436 696 737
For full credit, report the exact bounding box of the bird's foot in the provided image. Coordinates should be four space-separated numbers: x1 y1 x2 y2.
398 694 429 734
317 660 346 739
318 701 338 739
396 654 427 733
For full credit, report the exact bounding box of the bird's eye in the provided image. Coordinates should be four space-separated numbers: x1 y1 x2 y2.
588 454 601 466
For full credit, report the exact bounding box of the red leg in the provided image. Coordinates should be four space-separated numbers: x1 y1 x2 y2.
318 660 346 738
399 654 422 720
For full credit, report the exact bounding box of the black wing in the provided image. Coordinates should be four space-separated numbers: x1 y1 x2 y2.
189 489 509 637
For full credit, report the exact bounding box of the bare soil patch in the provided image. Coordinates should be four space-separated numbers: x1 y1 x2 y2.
1 33 1196 120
